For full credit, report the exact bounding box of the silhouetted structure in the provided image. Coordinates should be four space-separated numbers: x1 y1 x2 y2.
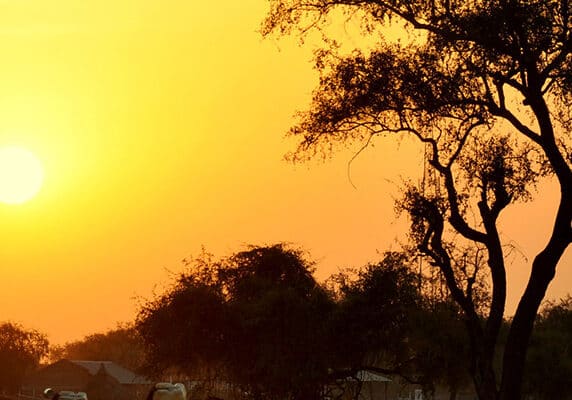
20 360 151 400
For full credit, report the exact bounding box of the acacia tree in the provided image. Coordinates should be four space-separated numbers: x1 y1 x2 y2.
261 1 572 400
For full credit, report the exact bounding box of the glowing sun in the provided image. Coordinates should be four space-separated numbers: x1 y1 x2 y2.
0 146 44 204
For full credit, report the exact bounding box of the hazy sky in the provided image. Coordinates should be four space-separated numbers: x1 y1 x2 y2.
0 0 569 344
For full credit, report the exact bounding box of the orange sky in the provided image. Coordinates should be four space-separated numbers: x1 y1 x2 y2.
0 0 569 345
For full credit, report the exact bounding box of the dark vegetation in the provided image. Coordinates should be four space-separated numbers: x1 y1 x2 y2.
134 244 455 400
0 322 48 394
259 0 572 399
3 245 572 400
5 1 572 400
49 324 145 372
131 244 569 400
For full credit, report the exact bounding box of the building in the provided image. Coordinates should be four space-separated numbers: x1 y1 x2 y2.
20 360 152 400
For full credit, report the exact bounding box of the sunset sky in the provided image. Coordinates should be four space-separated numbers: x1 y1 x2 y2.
0 0 569 345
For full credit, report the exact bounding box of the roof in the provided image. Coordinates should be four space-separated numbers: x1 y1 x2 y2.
68 361 151 385
345 370 392 382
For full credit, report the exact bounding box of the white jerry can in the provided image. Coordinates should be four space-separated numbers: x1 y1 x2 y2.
44 389 88 400
149 383 187 400
57 392 88 400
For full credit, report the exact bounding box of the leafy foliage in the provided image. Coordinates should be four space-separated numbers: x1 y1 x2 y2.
136 245 461 400
332 252 423 370
136 265 229 378
49 324 145 372
0 322 49 394
408 300 473 397
136 244 335 400
262 1 572 399
524 297 572 400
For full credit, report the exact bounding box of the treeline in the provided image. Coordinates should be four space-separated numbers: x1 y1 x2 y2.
3 244 571 400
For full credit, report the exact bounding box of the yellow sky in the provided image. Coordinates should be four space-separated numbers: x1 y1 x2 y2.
0 0 568 344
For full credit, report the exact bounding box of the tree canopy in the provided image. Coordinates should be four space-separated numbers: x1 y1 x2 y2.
524 296 572 400
0 322 49 394
261 1 572 399
331 252 423 372
136 245 335 400
49 324 145 372
135 245 454 400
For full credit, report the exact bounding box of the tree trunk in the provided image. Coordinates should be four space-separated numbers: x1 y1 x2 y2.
500 255 556 400
498 104 572 399
499 245 565 400
448 385 458 400
473 364 499 400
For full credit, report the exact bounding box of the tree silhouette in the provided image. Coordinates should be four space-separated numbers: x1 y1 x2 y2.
331 253 423 376
136 246 444 400
136 244 335 400
524 296 572 400
262 1 572 399
0 322 49 394
408 300 474 400
49 324 145 372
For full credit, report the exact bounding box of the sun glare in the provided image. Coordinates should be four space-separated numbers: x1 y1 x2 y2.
0 146 44 205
